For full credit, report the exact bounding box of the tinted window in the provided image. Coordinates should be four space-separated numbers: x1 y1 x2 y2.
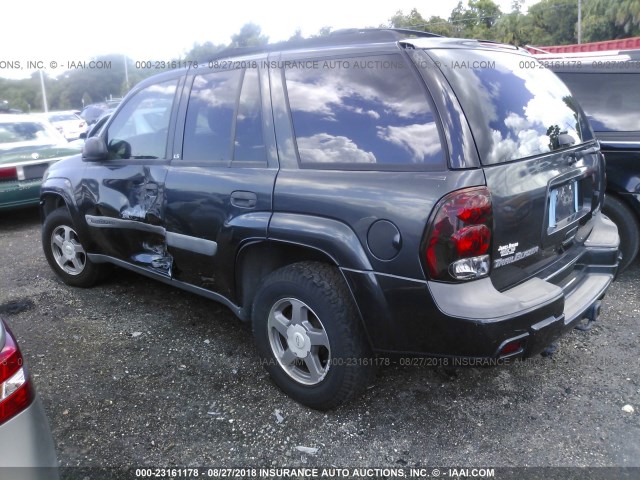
233 68 266 162
556 72 640 132
430 49 594 165
285 54 444 169
106 79 178 160
182 70 243 162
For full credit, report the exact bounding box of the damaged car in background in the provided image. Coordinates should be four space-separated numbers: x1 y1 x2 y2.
40 29 619 409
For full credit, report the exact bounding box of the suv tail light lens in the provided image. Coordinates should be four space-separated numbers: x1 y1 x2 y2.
424 187 493 281
0 325 34 426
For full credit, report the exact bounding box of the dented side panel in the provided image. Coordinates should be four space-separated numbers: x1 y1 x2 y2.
163 165 277 301
81 164 174 276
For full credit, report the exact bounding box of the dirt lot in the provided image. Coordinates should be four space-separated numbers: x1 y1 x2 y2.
1 207 639 474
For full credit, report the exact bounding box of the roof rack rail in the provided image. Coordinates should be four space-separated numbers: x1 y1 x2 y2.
201 28 442 63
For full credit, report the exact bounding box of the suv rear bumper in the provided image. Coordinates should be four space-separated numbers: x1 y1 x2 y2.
343 212 619 358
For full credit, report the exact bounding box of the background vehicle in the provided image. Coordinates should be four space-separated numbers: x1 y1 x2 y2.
80 100 121 128
0 317 58 476
0 115 80 210
68 111 113 149
41 30 619 409
44 111 86 141
542 50 640 271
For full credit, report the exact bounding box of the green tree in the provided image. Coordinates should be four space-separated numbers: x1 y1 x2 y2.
582 0 640 42
387 8 453 36
312 26 333 37
449 0 502 38
184 41 226 61
230 23 269 48
288 29 304 42
527 0 578 45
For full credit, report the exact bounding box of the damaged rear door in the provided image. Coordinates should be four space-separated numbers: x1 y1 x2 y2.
81 72 184 276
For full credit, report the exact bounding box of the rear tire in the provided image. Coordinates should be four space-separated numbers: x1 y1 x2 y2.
252 262 374 410
603 195 639 272
42 208 105 287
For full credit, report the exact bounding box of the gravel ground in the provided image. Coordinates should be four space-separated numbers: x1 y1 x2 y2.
1 207 639 473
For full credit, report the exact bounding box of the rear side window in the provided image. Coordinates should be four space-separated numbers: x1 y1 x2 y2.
430 49 594 165
284 54 444 169
556 72 640 132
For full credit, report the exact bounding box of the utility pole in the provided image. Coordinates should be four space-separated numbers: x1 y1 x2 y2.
39 70 48 113
124 55 130 92
577 0 582 44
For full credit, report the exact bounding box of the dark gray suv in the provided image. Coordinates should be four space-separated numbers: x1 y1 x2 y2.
40 30 619 409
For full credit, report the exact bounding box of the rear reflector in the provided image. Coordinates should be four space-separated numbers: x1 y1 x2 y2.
499 340 523 357
0 325 34 425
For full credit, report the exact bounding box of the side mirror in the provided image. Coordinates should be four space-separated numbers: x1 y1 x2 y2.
79 131 87 140
82 136 108 162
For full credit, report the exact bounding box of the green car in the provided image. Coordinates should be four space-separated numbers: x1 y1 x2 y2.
0 114 81 210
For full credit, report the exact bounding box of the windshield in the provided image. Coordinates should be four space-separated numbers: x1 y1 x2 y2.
0 120 63 148
427 49 594 165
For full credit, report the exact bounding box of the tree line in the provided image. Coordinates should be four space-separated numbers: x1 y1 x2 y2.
1 0 638 113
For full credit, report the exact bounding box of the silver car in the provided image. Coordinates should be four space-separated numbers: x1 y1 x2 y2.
0 317 58 479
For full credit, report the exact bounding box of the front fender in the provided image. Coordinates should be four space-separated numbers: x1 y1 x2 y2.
40 176 78 215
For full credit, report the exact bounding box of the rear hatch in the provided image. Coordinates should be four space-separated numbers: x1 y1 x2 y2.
426 45 605 291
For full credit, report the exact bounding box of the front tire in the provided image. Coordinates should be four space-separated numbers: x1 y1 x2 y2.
252 262 374 410
603 195 639 272
42 208 105 287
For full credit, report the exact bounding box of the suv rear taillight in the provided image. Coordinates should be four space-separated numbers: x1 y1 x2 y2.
0 325 34 425
424 187 493 281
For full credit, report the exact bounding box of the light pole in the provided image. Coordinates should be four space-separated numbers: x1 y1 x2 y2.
39 70 48 113
577 0 582 44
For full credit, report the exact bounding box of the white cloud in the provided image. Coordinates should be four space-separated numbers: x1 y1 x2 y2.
296 133 376 163
377 123 441 162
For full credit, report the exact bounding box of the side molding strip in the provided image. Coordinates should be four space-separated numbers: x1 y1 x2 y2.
85 215 217 256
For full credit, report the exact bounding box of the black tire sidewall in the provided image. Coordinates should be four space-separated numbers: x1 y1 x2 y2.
252 265 367 409
603 196 640 272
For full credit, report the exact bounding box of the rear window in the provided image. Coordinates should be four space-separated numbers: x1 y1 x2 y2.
0 121 61 146
555 72 640 132
284 53 445 170
429 49 594 165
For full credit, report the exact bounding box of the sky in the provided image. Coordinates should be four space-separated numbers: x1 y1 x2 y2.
0 0 536 79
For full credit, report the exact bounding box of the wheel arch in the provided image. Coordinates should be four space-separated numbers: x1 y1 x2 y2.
40 177 78 220
235 240 370 343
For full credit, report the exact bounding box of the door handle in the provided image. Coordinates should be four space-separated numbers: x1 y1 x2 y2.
230 190 257 209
